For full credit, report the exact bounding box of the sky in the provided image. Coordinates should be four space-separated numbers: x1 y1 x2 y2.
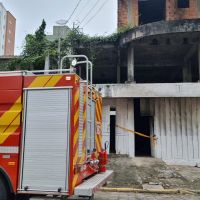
1 0 117 55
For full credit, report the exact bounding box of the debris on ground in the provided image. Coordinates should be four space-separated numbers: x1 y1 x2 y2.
106 154 200 190
95 191 200 200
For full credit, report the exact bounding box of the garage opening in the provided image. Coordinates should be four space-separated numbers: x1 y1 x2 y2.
134 98 151 156
110 108 116 153
138 0 166 25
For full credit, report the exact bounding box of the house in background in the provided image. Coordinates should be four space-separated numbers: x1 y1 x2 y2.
90 0 200 166
46 26 70 42
0 3 16 56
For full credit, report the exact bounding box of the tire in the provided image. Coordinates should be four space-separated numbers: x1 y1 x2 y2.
0 177 8 200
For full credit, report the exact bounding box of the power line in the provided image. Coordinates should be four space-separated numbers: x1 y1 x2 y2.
73 0 90 22
79 0 100 25
82 0 109 28
66 0 83 23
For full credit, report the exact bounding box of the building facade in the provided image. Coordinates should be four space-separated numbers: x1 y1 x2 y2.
0 3 16 56
46 26 70 42
0 3 7 56
94 0 200 166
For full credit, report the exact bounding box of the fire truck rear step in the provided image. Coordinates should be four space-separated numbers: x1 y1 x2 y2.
74 170 113 197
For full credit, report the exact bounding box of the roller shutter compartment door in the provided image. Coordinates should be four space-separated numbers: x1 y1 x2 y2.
20 89 71 192
86 100 96 152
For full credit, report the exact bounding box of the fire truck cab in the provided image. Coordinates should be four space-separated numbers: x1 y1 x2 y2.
0 55 112 200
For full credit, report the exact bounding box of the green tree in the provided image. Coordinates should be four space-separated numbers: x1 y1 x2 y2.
35 19 46 41
22 19 48 70
4 21 130 71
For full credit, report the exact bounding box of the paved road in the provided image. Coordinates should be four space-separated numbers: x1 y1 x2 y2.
94 192 200 200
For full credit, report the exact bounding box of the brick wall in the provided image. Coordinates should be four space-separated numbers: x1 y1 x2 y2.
4 11 16 56
118 0 138 29
118 0 200 29
166 0 198 21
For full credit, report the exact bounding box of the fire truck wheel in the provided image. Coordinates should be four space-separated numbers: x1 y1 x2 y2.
0 177 9 200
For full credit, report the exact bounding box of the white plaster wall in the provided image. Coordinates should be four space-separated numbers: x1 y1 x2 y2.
102 98 135 157
102 99 116 154
152 98 200 166
116 99 129 155
102 97 200 165
0 3 7 56
102 105 110 154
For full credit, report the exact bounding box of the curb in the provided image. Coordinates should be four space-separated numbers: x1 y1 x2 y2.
100 187 200 195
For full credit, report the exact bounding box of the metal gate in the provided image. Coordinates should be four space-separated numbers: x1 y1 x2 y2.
20 88 71 192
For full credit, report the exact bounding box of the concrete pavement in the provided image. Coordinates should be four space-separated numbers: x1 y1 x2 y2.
94 192 200 200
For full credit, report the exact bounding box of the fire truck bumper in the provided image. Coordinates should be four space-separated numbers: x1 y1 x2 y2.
74 170 113 197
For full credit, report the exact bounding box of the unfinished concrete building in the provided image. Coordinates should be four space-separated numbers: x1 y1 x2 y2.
94 0 200 166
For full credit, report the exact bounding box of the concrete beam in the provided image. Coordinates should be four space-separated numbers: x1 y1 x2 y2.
120 19 200 46
96 83 200 98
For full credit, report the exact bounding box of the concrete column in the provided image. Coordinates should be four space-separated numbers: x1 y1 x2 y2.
197 0 200 18
182 45 197 82
127 99 135 157
127 0 133 26
44 53 50 74
182 62 192 82
198 44 200 81
116 99 128 155
102 105 110 154
127 45 135 82
116 98 135 157
117 48 121 83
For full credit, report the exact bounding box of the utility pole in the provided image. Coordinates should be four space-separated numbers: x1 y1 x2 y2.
58 37 61 68
56 19 68 68
44 51 50 74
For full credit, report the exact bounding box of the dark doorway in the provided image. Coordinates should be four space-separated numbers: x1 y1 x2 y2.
110 108 116 153
178 0 189 8
138 0 165 25
134 99 151 156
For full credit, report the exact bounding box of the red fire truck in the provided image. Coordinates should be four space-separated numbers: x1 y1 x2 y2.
0 55 112 200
